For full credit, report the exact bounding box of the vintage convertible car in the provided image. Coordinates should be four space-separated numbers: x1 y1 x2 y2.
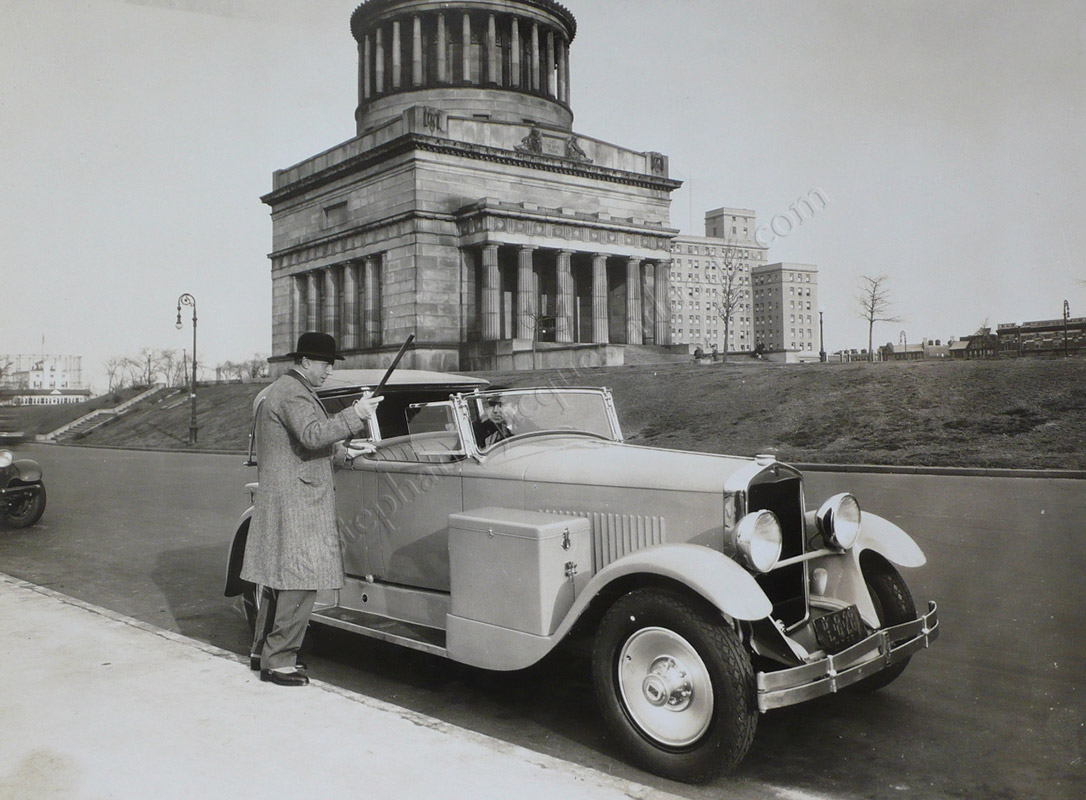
225 369 939 783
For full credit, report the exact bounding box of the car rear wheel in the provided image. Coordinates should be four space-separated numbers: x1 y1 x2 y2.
2 484 46 528
851 557 917 692
591 588 757 783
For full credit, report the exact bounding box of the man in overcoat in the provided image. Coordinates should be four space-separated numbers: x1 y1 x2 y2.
241 331 380 686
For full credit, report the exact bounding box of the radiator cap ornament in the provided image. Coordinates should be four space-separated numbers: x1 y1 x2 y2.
754 453 777 466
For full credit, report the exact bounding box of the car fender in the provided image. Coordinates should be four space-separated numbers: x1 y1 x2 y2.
572 543 774 623
857 511 926 568
223 507 254 597
10 459 42 484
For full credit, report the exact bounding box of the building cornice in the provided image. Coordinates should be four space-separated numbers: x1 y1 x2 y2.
261 132 680 207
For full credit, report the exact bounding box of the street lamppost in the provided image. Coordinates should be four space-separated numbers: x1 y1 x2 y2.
175 293 198 445
899 330 907 362
818 310 826 362
1063 300 1070 357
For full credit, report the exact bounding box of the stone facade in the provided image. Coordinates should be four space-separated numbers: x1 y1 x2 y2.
262 0 681 371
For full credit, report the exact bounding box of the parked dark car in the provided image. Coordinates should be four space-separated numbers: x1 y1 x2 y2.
0 447 46 528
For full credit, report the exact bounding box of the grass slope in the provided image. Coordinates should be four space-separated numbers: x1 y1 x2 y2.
56 358 1086 470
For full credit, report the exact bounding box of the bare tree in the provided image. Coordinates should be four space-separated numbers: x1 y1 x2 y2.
855 275 903 362
104 357 125 392
710 235 749 361
245 354 269 381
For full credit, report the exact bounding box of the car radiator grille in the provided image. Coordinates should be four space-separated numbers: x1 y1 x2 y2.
747 475 807 628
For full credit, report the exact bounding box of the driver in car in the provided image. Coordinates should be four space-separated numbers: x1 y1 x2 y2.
476 396 516 446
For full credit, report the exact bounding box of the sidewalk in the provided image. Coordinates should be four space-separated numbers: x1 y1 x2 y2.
0 574 681 800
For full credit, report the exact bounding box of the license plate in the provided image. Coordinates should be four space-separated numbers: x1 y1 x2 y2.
813 605 866 654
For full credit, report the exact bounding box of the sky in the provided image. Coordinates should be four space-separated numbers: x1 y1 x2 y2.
1 0 1083 391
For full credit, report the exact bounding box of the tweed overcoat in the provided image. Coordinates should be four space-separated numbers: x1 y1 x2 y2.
240 370 367 590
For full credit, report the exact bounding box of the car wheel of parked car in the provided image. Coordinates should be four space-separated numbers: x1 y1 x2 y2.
851 556 917 692
592 588 757 783
1 484 46 529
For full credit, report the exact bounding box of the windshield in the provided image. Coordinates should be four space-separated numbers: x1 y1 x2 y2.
468 389 619 447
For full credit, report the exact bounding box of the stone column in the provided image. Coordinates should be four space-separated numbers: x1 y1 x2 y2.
363 35 372 99
412 15 422 86
545 29 555 97
510 18 520 87
363 256 380 347
556 35 567 102
516 246 537 340
481 244 501 341
392 20 402 90
323 267 338 340
462 12 471 83
626 257 643 345
291 275 304 343
487 14 497 85
375 28 385 93
306 271 319 333
591 253 609 344
358 41 366 105
437 13 447 83
530 22 540 91
343 261 359 349
641 262 655 344
655 261 672 346
561 39 570 104
555 250 574 343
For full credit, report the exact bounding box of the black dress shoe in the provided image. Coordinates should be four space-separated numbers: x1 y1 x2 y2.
250 656 306 672
260 668 309 687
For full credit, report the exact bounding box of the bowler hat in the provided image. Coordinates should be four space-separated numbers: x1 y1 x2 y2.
287 331 344 363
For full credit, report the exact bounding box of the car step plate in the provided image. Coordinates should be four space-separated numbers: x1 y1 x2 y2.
813 604 866 654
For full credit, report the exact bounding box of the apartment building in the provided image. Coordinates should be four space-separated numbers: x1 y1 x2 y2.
751 262 820 355
669 208 767 352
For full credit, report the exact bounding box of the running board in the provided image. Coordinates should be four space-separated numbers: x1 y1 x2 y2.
311 606 448 658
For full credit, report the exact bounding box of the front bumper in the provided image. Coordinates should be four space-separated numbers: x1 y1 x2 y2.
1 483 41 497
756 601 939 712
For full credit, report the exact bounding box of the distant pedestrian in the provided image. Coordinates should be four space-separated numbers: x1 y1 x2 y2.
711 344 719 362
241 331 381 686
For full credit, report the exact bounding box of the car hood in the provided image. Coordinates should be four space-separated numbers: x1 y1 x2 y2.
481 435 755 494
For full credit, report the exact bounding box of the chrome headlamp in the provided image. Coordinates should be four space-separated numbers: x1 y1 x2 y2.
816 493 862 550
733 509 783 573
0 450 13 469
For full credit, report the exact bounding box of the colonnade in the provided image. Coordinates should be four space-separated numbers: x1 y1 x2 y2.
290 256 382 350
476 244 671 346
357 9 571 104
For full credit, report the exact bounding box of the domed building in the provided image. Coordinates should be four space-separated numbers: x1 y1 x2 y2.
263 0 682 371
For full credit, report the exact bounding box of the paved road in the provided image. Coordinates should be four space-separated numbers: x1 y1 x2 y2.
1 443 1082 799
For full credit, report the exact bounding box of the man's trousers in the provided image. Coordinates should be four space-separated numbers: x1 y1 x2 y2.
250 587 316 671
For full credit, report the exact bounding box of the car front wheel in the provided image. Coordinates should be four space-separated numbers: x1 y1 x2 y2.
591 588 757 783
851 556 918 692
1 484 46 529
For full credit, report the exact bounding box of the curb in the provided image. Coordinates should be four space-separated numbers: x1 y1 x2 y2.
23 442 1085 479
790 462 1086 480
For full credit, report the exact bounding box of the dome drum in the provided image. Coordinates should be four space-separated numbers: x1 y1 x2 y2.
351 0 576 133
